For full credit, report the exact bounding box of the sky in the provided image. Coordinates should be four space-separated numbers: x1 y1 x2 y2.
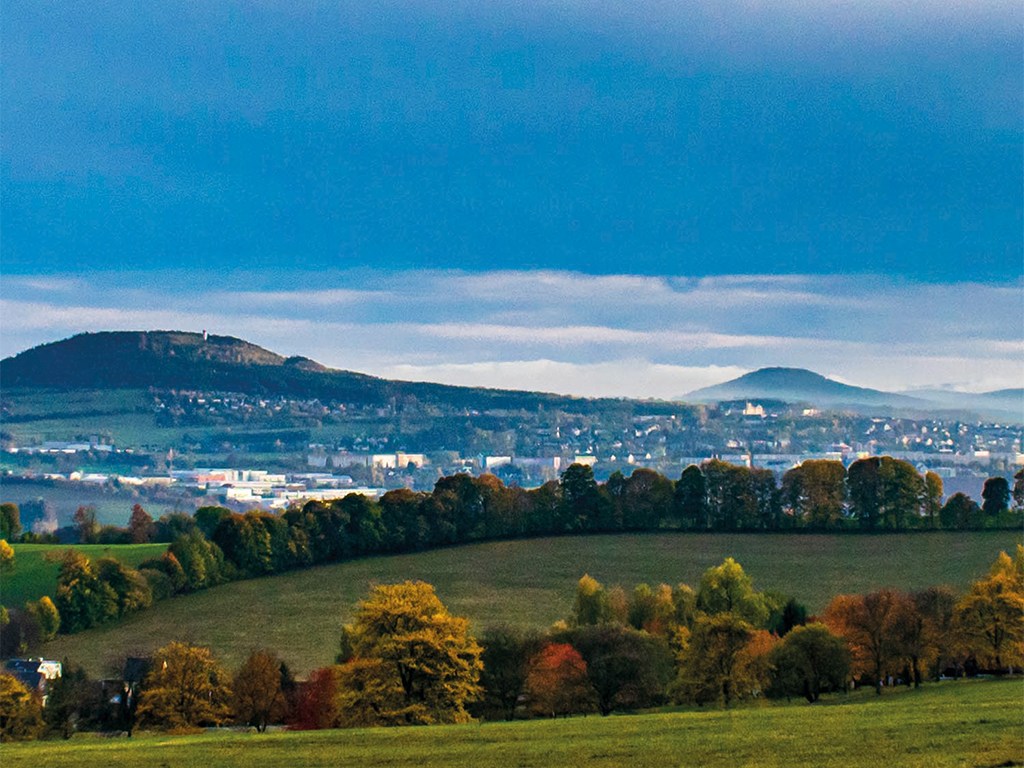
2 0 1021 397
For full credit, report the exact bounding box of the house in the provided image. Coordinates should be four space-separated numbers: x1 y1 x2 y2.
5 658 62 704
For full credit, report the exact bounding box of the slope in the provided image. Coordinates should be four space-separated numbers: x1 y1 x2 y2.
37 530 1019 677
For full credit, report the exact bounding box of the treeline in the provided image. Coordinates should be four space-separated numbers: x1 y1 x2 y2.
2 547 1021 741
1 460 1020 643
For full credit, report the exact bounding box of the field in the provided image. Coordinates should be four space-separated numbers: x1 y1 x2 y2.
2 544 168 609
2 679 1021 767
35 530 1020 678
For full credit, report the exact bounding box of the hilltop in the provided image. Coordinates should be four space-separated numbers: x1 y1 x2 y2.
685 367 1020 421
0 331 665 415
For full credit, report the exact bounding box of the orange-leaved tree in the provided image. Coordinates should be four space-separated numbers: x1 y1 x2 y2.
526 643 596 718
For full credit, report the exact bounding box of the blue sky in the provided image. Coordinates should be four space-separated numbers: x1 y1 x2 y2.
2 0 1021 395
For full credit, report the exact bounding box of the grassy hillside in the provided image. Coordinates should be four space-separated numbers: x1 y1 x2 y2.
36 531 1019 677
1 544 168 609
3 679 1021 767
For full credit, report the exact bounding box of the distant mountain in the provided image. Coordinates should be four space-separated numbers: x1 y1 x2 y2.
685 367 1022 422
0 331 672 415
685 367 925 408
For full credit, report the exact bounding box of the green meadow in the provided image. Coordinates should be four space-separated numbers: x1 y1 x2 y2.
2 544 168 609
2 679 1021 768
33 531 1019 678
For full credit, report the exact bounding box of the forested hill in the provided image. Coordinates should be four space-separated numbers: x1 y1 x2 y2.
0 331 679 415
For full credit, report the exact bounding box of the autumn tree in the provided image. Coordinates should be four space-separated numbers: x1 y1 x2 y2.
95 558 152 617
671 613 753 706
782 460 847 528
571 574 613 627
556 624 673 715
823 589 903 694
770 623 850 702
525 643 596 718
0 540 13 574
138 642 231 728
290 667 339 730
72 505 99 544
696 558 768 627
25 596 60 642
127 504 155 544
336 581 483 725
233 649 289 731
0 504 21 541
954 547 1024 674
53 549 117 633
0 673 43 742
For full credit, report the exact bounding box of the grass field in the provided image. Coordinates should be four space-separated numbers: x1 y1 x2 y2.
35 531 1020 678
2 679 1021 767
1 544 168 609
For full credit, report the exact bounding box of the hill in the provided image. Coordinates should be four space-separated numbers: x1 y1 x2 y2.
0 331 669 414
685 367 1021 421
35 531 1019 677
3 680 1020 768
685 367 929 410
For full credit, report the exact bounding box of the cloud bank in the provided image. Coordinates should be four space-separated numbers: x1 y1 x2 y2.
2 270 1019 399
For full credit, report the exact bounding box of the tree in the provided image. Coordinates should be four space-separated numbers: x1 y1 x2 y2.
233 649 289 732
0 673 43 742
847 457 882 530
289 666 339 730
127 504 155 544
675 465 708 530
981 477 1011 517
559 463 601 532
823 589 902 694
525 643 596 718
0 540 13 575
770 623 850 702
923 472 943 528
0 503 21 541
558 624 673 715
954 547 1024 674
44 661 91 739
782 460 847 528
940 492 982 530
696 558 768 627
169 531 224 592
95 558 152 617
138 642 231 728
337 581 483 725
571 574 612 627
671 613 753 706
878 457 924 530
72 505 99 544
53 549 117 633
26 596 60 642
1013 469 1024 511
477 625 543 721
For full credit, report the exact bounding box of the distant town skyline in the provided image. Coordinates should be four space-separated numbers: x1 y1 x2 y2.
2 0 1020 398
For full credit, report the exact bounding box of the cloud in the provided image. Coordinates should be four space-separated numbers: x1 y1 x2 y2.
1 270 1019 396
380 360 751 400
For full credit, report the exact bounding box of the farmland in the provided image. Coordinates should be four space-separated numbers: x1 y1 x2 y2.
32 530 1020 677
2 679 1020 768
